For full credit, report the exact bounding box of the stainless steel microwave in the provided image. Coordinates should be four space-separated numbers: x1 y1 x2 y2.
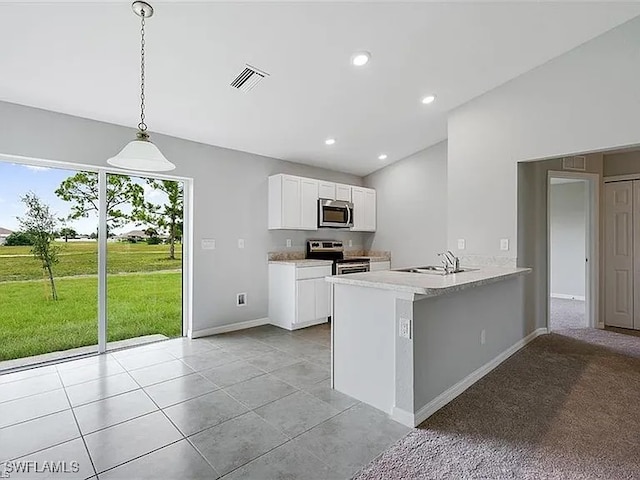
318 199 354 228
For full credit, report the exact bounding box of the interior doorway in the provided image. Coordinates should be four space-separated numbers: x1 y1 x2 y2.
547 171 599 331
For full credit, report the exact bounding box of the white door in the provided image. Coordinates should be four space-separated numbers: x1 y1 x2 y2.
634 182 640 330
336 184 352 202
282 176 301 229
296 279 316 324
315 277 330 320
318 182 336 200
605 181 634 328
300 178 319 230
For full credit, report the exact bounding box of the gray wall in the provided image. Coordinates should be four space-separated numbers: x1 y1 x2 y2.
550 182 586 299
364 141 447 268
517 154 603 330
603 151 640 177
0 101 367 335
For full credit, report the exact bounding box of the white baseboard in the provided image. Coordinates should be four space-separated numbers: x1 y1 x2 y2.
406 327 548 427
551 293 586 301
190 317 269 339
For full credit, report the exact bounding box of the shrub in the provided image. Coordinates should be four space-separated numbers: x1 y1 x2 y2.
4 232 33 246
146 236 162 245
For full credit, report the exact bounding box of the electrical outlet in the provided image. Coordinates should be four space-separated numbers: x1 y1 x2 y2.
480 329 486 345
201 239 215 250
238 239 245 249
236 292 247 306
500 238 509 251
348 239 353 247
457 239 466 250
286 239 292 248
399 318 412 339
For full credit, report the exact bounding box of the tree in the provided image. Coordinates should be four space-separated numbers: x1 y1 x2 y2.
18 193 60 300
136 180 183 260
59 227 77 242
55 172 144 232
4 231 33 246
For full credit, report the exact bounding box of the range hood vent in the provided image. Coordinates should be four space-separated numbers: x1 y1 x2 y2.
562 156 587 171
230 64 269 92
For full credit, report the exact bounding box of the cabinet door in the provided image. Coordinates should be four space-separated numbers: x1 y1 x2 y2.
370 261 390 271
300 178 319 230
605 181 634 328
318 182 336 200
364 189 376 231
351 187 365 231
282 176 301 229
336 184 352 202
315 277 331 320
296 279 316 325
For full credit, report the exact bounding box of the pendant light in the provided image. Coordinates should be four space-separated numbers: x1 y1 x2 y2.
107 1 175 172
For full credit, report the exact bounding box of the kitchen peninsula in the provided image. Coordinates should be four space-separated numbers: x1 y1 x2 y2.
326 266 532 427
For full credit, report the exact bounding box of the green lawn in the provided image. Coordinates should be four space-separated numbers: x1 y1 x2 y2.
0 272 181 361
0 241 182 282
0 241 183 362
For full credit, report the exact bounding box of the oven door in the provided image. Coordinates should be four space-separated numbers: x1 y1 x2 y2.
318 199 353 228
336 263 370 275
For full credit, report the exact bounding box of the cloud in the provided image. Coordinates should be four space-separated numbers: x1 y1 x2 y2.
23 165 51 172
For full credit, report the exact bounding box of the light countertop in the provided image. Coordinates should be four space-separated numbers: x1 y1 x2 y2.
326 266 531 298
269 259 333 267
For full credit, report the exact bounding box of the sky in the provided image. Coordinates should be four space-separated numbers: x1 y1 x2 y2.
0 162 171 235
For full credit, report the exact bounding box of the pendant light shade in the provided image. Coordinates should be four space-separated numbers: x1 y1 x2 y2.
107 135 175 172
107 1 175 172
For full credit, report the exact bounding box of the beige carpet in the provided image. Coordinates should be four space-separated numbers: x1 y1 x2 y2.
353 328 640 480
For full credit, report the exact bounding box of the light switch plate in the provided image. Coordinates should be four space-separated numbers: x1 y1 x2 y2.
348 239 353 247
201 239 215 250
286 239 292 248
238 239 245 249
457 239 466 250
500 238 509 251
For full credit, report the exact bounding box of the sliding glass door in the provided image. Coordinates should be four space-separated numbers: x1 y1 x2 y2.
105 173 184 348
0 159 187 370
0 162 99 368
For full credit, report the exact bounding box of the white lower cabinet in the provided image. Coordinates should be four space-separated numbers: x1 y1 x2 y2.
269 263 332 330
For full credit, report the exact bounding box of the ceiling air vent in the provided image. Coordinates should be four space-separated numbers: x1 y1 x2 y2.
562 156 587 171
230 64 269 92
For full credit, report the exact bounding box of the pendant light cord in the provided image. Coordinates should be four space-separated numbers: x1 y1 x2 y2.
138 11 147 133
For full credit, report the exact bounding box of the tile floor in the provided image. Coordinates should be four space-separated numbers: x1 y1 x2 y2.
0 323 409 479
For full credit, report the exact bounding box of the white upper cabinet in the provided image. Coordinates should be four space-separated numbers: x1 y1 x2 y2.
351 187 376 232
269 174 317 230
318 181 336 200
336 184 352 202
300 178 319 230
269 174 375 231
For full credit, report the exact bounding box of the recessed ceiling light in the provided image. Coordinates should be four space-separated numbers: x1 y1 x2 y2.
325 138 336 146
351 52 370 67
421 95 436 105
378 154 388 160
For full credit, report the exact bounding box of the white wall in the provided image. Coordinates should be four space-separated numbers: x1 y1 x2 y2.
550 182 586 299
0 101 366 335
364 141 447 268
448 16 640 267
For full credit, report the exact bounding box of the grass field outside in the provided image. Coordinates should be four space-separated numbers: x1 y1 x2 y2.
0 241 182 361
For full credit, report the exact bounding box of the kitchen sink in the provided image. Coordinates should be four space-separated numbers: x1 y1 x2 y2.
396 266 479 275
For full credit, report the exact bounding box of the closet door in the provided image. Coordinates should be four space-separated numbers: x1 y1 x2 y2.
634 181 640 330
604 181 634 328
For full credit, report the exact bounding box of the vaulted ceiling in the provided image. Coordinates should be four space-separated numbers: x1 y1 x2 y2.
1 1 639 175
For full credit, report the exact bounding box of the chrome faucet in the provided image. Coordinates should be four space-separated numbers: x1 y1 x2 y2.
438 251 460 274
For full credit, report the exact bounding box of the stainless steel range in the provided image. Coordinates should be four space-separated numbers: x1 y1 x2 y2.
306 240 370 275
